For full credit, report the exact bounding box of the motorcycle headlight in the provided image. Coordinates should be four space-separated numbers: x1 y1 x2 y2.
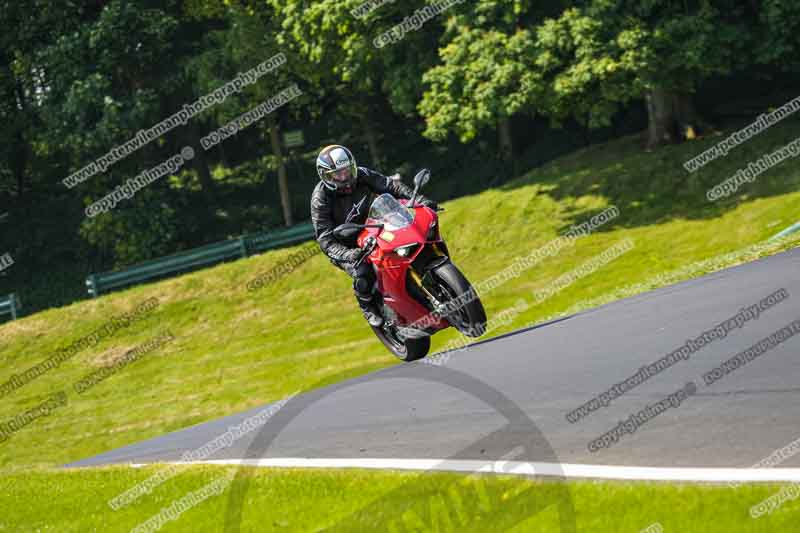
395 244 418 257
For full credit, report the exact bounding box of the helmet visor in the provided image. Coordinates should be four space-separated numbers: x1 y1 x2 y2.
326 166 353 185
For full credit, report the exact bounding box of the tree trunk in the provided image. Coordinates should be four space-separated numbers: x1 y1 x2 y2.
267 115 293 227
671 92 701 141
646 88 677 150
12 81 28 199
188 125 216 202
498 117 514 178
498 117 514 162
13 140 26 198
581 112 592 147
360 114 382 167
646 89 702 150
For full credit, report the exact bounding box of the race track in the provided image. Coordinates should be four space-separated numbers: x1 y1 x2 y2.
69 248 800 478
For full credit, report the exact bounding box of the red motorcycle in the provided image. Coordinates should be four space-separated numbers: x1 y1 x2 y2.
333 170 487 361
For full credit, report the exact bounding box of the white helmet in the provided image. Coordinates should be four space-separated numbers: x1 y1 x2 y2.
316 145 358 193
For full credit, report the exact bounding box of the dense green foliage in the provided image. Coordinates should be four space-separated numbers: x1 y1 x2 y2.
1 0 799 315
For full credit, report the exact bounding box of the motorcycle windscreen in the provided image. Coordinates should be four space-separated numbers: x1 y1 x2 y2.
367 193 415 231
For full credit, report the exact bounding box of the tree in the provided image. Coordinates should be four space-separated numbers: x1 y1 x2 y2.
417 0 569 166
35 0 211 263
421 0 760 153
753 0 800 72
0 0 86 203
189 3 306 226
419 27 540 167
268 0 444 166
532 1 751 150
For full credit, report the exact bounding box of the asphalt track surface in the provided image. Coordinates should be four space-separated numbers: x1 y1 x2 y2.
69 247 800 472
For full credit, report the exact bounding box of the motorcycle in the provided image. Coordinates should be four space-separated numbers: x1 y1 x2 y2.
333 169 487 361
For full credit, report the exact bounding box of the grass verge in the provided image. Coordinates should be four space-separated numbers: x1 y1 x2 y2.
1 465 798 532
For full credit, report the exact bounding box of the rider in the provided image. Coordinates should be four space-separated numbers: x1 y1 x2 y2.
311 145 438 327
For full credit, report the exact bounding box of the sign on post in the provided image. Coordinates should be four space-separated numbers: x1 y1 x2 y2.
283 130 305 149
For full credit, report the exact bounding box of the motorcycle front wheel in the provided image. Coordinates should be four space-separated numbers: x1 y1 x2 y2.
430 262 487 338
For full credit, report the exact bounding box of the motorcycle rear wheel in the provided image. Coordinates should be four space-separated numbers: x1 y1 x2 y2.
371 324 431 362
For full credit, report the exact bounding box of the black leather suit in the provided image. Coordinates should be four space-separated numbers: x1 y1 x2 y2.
310 167 426 303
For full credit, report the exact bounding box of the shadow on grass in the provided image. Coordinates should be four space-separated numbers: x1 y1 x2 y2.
498 117 800 236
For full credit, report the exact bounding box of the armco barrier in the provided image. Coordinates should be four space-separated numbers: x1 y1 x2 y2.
244 222 315 254
770 221 800 241
0 293 21 321
87 222 315 297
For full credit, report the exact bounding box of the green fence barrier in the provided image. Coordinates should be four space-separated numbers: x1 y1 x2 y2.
86 222 316 297
244 222 316 254
770 221 800 241
0 293 21 321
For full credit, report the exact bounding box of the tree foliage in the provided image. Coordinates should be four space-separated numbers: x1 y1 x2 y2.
2 0 800 313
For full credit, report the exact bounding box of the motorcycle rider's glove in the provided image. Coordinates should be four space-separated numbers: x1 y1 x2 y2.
418 197 439 211
342 247 365 264
344 241 374 264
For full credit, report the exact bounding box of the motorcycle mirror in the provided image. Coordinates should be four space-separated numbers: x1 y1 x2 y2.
409 169 431 207
332 223 364 241
413 168 431 189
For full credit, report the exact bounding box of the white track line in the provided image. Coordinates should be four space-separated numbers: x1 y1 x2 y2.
131 458 800 483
